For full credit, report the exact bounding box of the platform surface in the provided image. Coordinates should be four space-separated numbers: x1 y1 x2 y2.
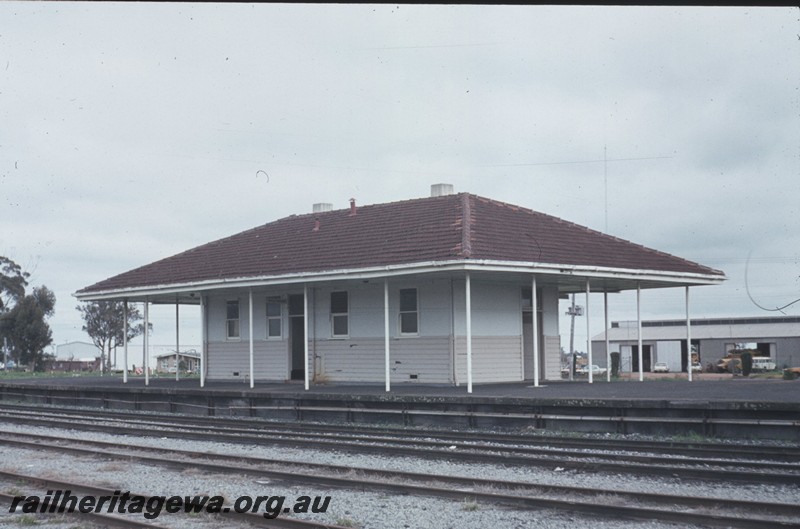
2 374 798 404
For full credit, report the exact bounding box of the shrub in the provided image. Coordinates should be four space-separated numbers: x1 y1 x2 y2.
610 352 620 378
740 351 753 377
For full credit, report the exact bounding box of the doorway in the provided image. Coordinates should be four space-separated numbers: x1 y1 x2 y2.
631 344 652 372
288 294 305 380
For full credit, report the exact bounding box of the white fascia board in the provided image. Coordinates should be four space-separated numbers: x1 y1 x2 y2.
73 259 725 301
460 260 725 284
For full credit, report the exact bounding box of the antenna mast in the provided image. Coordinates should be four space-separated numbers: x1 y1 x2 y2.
604 145 608 233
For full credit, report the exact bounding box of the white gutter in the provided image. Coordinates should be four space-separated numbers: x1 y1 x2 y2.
74 259 726 301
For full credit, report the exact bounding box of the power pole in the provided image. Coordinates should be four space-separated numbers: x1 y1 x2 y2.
566 295 584 380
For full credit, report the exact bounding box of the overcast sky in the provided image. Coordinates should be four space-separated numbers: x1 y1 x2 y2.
2 4 798 360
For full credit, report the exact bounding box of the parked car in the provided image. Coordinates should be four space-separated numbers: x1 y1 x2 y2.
751 357 776 371
577 364 607 376
653 362 670 373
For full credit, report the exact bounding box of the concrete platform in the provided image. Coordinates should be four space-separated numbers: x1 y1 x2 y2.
2 373 798 403
2 375 799 439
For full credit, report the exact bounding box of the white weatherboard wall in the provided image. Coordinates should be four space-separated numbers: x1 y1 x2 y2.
313 279 454 383
202 276 562 385
453 280 525 384
205 294 289 381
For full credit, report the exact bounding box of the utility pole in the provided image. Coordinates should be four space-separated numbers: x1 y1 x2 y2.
566 295 584 380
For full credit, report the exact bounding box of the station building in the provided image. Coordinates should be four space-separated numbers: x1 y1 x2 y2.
74 185 726 391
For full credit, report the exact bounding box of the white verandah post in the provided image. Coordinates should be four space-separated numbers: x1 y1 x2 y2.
200 295 206 388
248 289 254 389
384 279 390 392
123 301 128 384
637 283 643 382
605 291 610 382
686 286 692 382
175 299 180 382
144 300 150 387
304 284 310 391
532 275 539 388
586 279 592 384
466 272 473 394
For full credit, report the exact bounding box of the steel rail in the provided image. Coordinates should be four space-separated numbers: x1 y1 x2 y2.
0 469 350 529
1 412 798 485
2 402 798 461
2 389 798 439
4 409 796 473
0 432 797 529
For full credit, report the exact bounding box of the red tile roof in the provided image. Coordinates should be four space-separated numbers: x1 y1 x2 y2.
77 193 723 295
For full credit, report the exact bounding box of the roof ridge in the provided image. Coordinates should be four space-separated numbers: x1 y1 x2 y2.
282 193 460 220
461 193 472 258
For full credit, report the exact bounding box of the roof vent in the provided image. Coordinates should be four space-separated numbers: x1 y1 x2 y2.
430 183 454 197
313 203 333 213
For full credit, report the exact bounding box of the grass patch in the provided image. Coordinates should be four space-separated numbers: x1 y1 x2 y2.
671 430 710 443
462 499 479 511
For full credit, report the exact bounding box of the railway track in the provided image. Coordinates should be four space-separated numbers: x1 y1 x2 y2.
0 429 798 528
2 403 799 527
0 406 798 485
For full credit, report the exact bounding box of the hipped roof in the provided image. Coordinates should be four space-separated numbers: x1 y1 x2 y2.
76 193 724 300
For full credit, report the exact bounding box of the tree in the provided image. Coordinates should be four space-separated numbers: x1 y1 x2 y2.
76 301 148 371
0 256 29 313
0 286 56 371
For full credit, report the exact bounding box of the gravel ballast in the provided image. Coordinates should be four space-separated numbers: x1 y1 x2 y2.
0 420 796 529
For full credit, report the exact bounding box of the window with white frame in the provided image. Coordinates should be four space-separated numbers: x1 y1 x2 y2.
330 291 349 337
226 300 240 339
399 288 418 335
266 298 282 339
